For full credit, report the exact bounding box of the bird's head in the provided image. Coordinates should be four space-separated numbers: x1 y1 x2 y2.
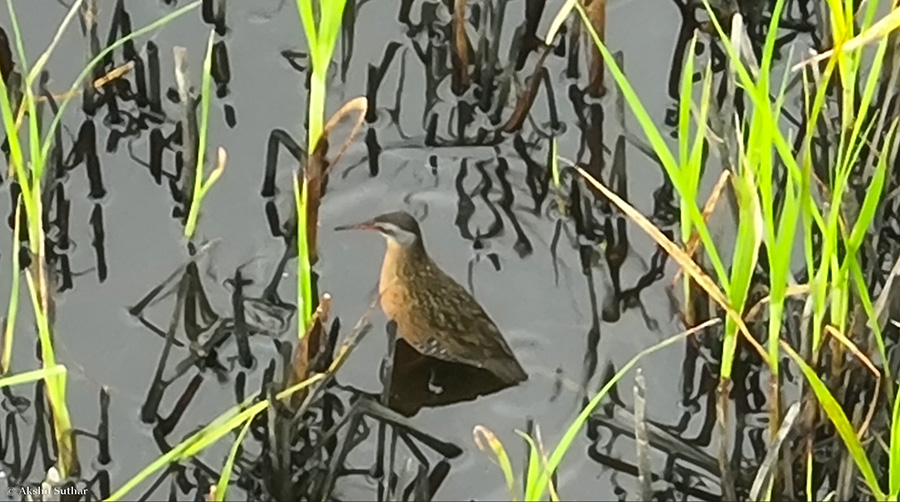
335 210 423 248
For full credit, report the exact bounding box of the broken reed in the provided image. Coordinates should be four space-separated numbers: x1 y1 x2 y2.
563 0 900 498
0 0 201 479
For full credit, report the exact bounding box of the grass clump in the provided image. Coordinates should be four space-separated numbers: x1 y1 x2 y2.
504 0 900 498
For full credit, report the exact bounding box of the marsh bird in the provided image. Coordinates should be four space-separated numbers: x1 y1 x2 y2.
335 211 528 384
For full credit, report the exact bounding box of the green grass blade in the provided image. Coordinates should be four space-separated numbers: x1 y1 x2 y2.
806 450 814 502
184 28 217 239
27 0 85 88
784 344 884 499
841 36 888 176
516 430 541 500
544 0 577 44
214 417 252 501
2 198 23 375
107 374 323 501
5 0 43 186
759 0 788 82
848 256 887 379
318 0 349 72
722 172 762 380
294 175 313 335
849 119 897 248
890 386 900 498
528 319 718 500
5 1 29 77
683 61 710 244
296 0 319 69
0 365 65 389
677 34 696 171
0 68 31 205
474 426 519 501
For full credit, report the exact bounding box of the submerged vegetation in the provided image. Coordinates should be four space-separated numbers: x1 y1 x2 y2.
2 0 900 500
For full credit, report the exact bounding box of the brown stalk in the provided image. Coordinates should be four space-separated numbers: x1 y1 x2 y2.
501 44 554 133
291 293 331 408
452 0 471 91
583 0 606 97
743 284 810 322
670 170 731 326
677 170 732 282
17 62 134 125
320 96 368 177
92 61 134 89
716 380 736 501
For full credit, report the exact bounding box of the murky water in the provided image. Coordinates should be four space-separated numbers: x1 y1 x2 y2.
0 0 816 500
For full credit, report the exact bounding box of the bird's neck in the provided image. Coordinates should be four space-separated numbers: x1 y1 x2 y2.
380 238 428 293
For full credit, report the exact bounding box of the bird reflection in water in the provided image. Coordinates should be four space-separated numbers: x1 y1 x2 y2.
386 329 518 417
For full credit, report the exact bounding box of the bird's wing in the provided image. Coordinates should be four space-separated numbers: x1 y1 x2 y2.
408 261 518 366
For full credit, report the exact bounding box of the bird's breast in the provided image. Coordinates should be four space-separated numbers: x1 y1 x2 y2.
378 242 406 322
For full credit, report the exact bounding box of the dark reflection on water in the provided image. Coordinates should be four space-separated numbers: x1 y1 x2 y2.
387 329 516 417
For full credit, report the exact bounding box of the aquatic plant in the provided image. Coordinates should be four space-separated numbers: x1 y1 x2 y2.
297 0 348 156
784 342 900 500
105 373 325 501
571 2 764 385
106 310 372 501
541 0 900 497
294 0 350 334
183 29 227 240
0 0 201 478
476 319 719 501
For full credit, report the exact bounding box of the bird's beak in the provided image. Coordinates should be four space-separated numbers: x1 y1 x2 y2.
334 218 377 232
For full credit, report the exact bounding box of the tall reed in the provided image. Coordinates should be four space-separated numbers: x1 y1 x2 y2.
294 0 350 335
